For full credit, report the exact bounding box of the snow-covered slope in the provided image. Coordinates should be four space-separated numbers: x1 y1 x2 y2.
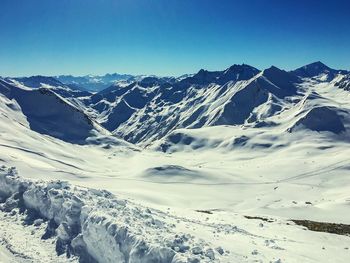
0 62 350 263
334 72 350 91
82 62 349 146
291 61 348 81
11 76 92 98
1 166 350 263
0 78 128 145
86 64 271 144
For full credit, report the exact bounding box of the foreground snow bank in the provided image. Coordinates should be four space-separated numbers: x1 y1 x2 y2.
0 166 219 263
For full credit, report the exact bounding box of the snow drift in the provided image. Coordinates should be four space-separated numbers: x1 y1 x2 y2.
0 166 221 263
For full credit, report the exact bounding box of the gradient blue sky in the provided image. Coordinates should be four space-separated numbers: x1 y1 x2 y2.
1 0 350 77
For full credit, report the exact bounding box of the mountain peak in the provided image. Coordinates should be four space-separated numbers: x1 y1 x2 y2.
182 64 259 85
291 61 336 80
224 63 259 73
262 65 289 77
265 65 281 72
197 69 207 74
260 66 299 95
182 69 220 85
221 64 260 83
303 61 330 70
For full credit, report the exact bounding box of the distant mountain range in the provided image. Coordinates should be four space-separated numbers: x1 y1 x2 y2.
1 61 349 147
56 73 135 91
1 61 349 263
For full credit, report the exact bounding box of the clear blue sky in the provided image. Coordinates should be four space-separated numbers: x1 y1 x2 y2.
1 0 350 77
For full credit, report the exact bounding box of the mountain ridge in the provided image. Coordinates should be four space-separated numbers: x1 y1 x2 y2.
1 61 349 146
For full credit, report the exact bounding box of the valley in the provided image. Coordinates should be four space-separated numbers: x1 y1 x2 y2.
0 62 349 262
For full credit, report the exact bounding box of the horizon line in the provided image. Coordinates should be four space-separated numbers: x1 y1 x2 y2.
2 60 348 78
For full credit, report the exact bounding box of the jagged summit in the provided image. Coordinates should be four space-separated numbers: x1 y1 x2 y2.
292 61 348 81
182 68 220 85
257 66 299 96
263 65 299 81
220 64 260 83
181 64 259 85
292 61 332 77
3 61 349 145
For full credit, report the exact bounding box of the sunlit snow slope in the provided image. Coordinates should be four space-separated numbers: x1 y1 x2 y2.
0 62 349 263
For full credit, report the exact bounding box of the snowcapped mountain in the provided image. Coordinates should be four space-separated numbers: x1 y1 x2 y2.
3 61 349 148
292 61 348 81
0 77 127 145
85 64 268 144
13 75 65 88
0 62 350 263
179 64 259 85
81 62 349 146
9 75 92 99
56 73 135 91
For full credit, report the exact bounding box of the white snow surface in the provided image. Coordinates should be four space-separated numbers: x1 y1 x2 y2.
1 166 350 263
0 62 350 262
